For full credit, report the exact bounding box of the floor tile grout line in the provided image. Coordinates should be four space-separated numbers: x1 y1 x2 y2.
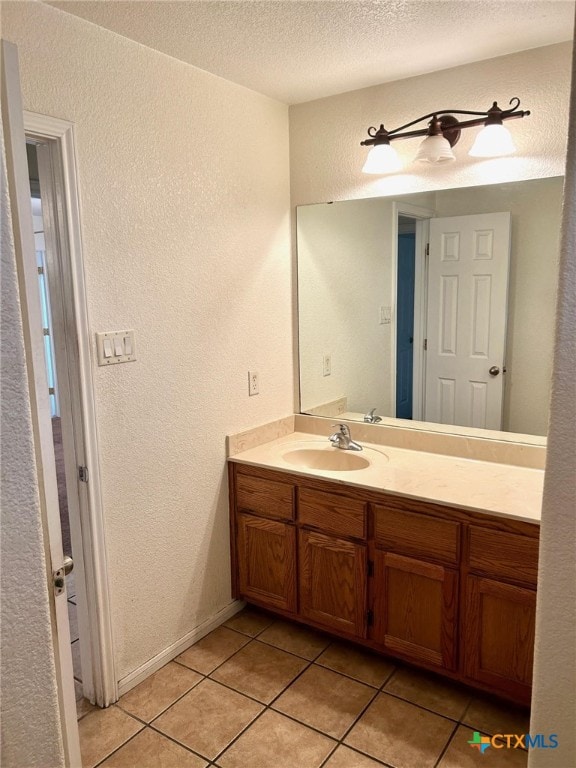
265 703 350 743
142 669 328 764
374 689 464 726
104 615 531 767
378 664 399 691
319 741 398 768
222 618 340 665
205 657 316 710
192 674 276 708
168 671 527 768
263 656 315 708
334 683 382 747
116 672 206 725
249 634 331 663
219 603 280 638
156 633 463 760
311 658 391 690
316 741 340 768
90 721 145 768
256 634 330 662
174 635 253 678
76 702 96 722
174 628 321 682
146 721 216 764
457 703 531 740
433 721 460 768
195 654 340 764
268 661 384 719
207 703 272 764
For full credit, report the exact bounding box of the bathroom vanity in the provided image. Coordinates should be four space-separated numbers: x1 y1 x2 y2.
228 430 541 707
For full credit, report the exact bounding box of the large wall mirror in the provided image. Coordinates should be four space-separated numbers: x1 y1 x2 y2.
297 176 563 440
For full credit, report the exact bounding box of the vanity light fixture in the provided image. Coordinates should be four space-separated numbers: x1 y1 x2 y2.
361 98 530 174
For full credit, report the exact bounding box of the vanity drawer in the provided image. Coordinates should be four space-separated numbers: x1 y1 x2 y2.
298 488 367 540
467 526 539 587
373 505 460 565
236 472 295 521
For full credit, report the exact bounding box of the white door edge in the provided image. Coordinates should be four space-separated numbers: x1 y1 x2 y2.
1 39 81 766
24 109 118 707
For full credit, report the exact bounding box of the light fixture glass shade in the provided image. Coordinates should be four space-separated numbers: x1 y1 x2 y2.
469 123 516 157
362 143 402 174
415 135 456 163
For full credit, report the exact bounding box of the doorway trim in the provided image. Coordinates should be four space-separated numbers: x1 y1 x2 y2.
24 110 117 707
391 202 435 421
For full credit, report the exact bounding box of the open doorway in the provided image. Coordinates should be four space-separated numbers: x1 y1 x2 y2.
391 203 433 423
396 216 417 420
22 114 118 717
26 139 92 718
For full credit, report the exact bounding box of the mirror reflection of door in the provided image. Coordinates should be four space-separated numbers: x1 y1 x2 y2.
396 221 416 420
425 213 511 430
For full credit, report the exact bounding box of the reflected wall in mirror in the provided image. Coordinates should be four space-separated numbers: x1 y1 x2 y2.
297 177 563 438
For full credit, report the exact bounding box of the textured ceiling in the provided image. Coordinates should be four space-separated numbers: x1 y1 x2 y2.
47 0 574 104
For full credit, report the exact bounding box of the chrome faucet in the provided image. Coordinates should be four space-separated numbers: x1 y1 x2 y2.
364 408 382 423
329 423 363 451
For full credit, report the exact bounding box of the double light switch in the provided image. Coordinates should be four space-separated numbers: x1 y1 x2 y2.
96 330 136 365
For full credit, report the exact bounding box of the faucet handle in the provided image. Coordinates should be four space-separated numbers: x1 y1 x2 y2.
332 423 350 435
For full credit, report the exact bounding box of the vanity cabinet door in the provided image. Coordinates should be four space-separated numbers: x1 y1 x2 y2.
237 512 297 613
372 551 458 671
299 530 367 638
463 575 535 705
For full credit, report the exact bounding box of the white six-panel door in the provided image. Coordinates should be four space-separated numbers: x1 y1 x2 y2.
425 212 511 430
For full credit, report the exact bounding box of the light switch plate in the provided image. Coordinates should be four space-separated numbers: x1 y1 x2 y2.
379 306 392 325
96 330 136 366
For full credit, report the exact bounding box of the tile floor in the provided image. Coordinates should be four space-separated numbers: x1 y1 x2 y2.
78 607 530 768
67 572 97 721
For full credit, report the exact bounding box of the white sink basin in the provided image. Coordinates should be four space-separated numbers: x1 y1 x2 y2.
282 447 371 471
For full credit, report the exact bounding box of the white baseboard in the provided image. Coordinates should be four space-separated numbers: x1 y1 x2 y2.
117 599 245 698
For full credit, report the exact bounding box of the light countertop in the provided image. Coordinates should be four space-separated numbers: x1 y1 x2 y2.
229 431 543 524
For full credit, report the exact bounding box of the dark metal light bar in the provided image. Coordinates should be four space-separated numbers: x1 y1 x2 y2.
361 98 530 149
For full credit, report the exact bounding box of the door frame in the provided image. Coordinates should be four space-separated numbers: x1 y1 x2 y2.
391 202 435 421
3 38 80 765
23 109 117 707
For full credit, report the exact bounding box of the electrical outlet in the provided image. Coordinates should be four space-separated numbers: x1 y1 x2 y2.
248 370 259 396
322 354 331 377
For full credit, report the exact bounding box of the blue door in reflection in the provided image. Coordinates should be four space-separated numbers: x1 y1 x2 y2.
396 232 415 419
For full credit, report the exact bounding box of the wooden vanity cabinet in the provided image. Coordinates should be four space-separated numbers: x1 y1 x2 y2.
372 551 458 670
229 461 539 706
298 486 369 638
462 525 539 705
236 513 297 612
371 503 460 671
232 468 298 614
299 529 367 638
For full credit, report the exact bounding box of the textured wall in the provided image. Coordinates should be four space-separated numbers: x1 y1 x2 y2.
2 1 292 681
528 43 576 768
290 43 571 207
1 117 64 766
